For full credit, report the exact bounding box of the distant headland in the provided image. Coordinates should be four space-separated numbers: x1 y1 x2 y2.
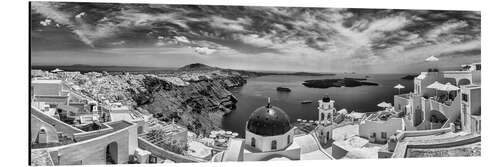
302 78 379 88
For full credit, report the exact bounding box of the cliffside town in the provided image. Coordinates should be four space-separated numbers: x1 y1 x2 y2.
31 64 247 135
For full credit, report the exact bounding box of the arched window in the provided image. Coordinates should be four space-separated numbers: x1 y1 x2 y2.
251 137 256 147
327 113 331 120
271 140 277 150
321 113 325 120
326 132 330 140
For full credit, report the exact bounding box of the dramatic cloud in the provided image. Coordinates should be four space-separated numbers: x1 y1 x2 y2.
30 2 481 73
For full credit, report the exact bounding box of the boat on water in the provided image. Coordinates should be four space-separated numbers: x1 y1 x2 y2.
276 87 291 92
301 100 312 104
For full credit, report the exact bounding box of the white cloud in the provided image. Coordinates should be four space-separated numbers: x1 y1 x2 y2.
234 34 275 48
425 21 469 41
208 16 252 32
174 36 190 44
365 16 410 33
194 47 217 55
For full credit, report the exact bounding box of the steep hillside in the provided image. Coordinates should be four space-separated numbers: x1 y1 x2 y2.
128 75 246 134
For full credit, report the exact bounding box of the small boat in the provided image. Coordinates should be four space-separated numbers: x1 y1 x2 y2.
276 87 291 92
301 100 312 104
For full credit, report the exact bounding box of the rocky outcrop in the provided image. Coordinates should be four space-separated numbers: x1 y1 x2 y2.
128 75 246 135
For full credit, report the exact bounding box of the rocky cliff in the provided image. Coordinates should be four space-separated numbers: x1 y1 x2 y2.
128 75 246 135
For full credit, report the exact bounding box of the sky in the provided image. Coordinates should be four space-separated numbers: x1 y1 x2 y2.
30 2 481 73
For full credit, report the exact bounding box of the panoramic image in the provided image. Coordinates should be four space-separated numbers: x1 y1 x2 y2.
29 1 481 165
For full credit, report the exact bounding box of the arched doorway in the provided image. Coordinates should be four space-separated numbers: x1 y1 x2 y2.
429 110 448 129
106 142 118 164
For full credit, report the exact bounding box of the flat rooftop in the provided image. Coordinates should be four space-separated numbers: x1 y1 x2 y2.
32 79 63 84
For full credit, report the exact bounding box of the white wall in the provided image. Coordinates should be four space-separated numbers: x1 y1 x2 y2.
359 118 404 143
245 128 294 152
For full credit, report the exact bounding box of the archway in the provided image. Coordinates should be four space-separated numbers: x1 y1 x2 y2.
458 78 471 86
429 110 448 129
106 142 118 164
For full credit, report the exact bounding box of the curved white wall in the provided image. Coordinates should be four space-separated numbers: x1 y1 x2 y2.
245 128 294 152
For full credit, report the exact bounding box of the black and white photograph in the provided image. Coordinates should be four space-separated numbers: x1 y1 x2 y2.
18 0 492 166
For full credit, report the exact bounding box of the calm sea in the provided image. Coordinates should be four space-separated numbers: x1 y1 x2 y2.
221 74 414 137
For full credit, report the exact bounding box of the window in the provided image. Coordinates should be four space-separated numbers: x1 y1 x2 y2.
381 132 387 139
251 137 256 147
271 140 277 150
462 93 469 102
321 113 325 120
371 132 376 138
287 135 291 144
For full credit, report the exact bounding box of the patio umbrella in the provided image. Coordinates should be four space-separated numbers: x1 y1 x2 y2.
302 120 307 123
426 81 444 98
425 55 439 62
209 134 216 138
377 102 392 109
425 56 439 70
217 138 226 143
232 133 239 137
394 84 405 94
309 120 315 123
226 131 232 135
441 82 460 100
297 119 302 122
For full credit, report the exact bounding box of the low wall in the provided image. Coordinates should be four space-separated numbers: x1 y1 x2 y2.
137 137 203 163
73 124 114 141
395 125 453 141
31 107 84 135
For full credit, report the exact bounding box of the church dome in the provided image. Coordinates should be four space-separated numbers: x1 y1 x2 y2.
247 103 292 136
322 95 331 102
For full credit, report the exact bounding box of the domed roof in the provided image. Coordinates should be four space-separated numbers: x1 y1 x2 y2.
322 95 331 102
247 103 292 136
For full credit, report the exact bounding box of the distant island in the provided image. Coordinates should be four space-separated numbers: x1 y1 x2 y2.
276 87 292 92
33 63 335 77
302 78 378 88
401 74 419 80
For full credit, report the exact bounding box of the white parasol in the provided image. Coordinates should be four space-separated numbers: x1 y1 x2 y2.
394 84 405 94
426 81 444 98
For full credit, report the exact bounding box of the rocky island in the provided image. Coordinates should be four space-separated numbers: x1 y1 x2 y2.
401 74 419 80
302 78 378 88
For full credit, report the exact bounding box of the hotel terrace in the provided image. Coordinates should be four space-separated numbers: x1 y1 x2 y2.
380 62 481 158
